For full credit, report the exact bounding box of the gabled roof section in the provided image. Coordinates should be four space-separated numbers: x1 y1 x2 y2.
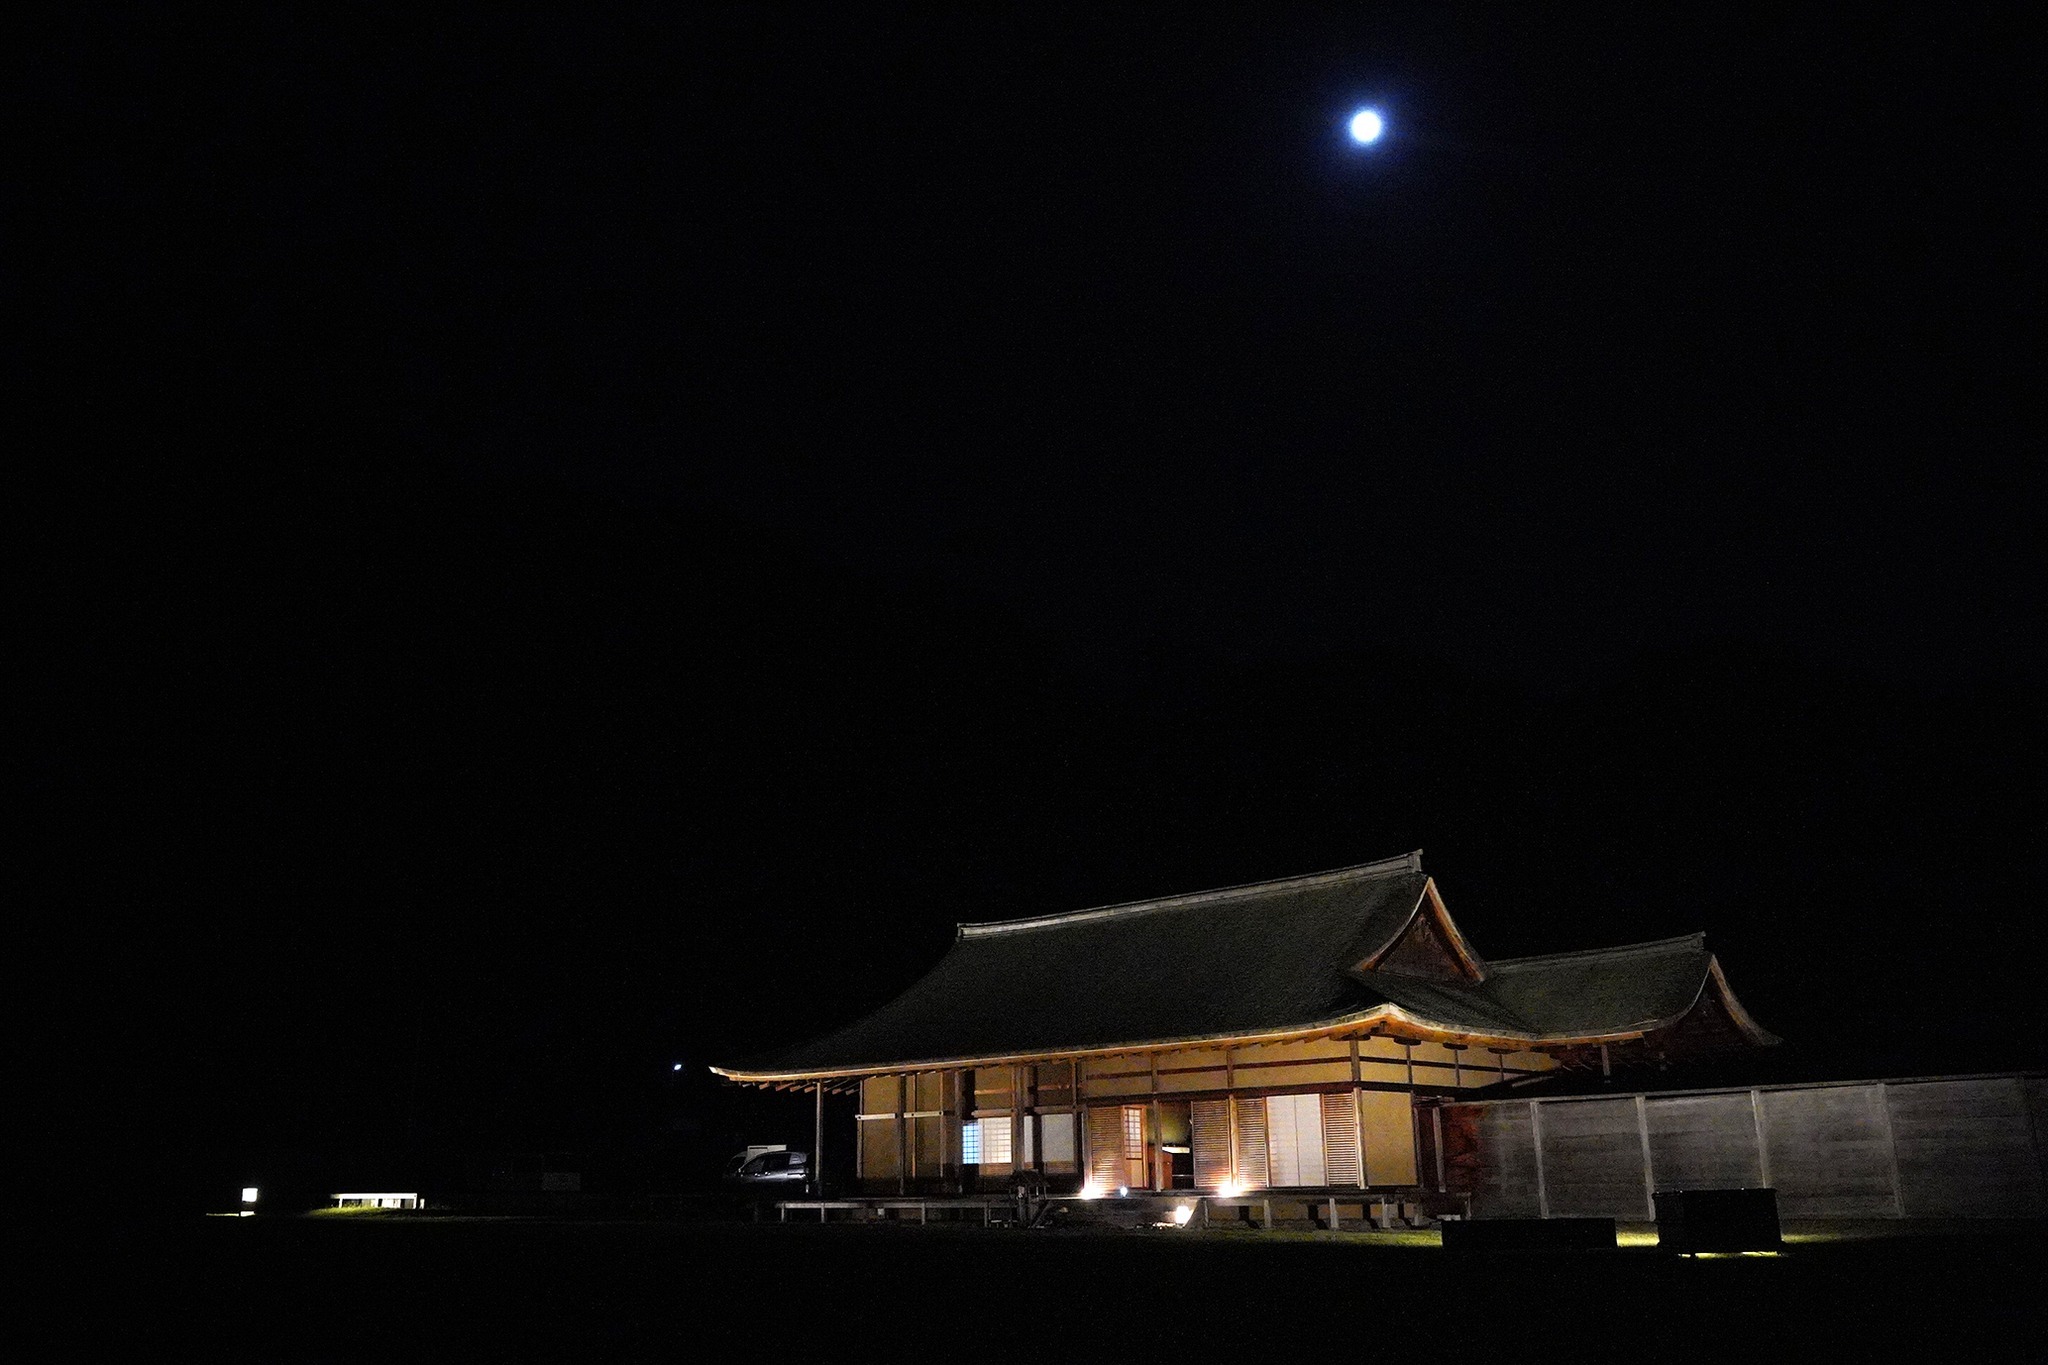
1481 933 1713 1035
1349 932 1777 1046
1356 877 1487 982
719 854 1430 1078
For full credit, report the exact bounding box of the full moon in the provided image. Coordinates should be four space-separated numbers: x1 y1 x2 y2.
1347 108 1385 145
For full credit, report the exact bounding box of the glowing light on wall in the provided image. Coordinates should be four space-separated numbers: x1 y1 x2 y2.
1171 1205 1194 1226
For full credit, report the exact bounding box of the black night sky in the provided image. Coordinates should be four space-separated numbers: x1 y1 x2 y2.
28 8 2041 1209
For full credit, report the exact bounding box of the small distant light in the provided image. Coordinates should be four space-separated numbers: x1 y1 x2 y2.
1117 1186 1129 1197
672 1063 683 1072
241 1187 259 1204
1171 1205 1194 1227
1347 108 1386 145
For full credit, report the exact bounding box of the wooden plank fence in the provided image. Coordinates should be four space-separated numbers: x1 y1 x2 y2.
1443 1072 2046 1220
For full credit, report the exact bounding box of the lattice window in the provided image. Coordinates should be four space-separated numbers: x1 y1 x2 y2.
1123 1106 1147 1160
1191 1099 1232 1188
980 1116 1013 1165
1266 1093 1326 1186
960 1119 982 1164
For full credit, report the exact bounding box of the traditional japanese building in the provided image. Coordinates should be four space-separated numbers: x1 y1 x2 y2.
713 851 1779 1198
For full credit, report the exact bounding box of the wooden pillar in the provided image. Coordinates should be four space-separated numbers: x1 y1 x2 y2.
1350 1088 1367 1188
939 1070 953 1189
1634 1093 1656 1220
1026 1064 1042 1175
907 1073 918 1185
1225 1048 1239 1185
897 1074 908 1195
812 1081 824 1196
1408 1091 1424 1196
1349 1037 1365 1189
1750 1088 1772 1188
1873 1083 1905 1217
1068 1057 1081 1186
956 1069 969 1192
1075 1059 1091 1185
1148 1053 1161 1191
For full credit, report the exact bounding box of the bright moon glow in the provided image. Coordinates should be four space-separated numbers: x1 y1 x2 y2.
1348 108 1385 144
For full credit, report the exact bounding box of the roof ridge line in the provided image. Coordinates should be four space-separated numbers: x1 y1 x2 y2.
957 851 1425 939
1486 931 1707 969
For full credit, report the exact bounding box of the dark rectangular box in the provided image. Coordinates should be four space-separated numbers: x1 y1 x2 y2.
1441 1217 1617 1252
1653 1187 1781 1253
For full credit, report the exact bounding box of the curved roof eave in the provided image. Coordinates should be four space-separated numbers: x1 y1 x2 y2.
709 1007 1407 1084
1707 954 1782 1047
706 995 1708 1086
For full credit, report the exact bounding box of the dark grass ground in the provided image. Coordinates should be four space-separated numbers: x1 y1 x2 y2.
117 1216 2047 1362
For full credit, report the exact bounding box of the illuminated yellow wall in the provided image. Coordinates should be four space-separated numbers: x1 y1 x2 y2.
910 1114 945 1172
1359 1090 1417 1186
859 1074 898 1113
860 1116 900 1179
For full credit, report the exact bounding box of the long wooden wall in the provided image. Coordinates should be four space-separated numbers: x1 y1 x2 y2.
1075 1034 1548 1105
848 1032 1547 1193
1438 1073 2048 1220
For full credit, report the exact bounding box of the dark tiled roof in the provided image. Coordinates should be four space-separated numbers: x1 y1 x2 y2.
729 855 1428 1075
1351 934 1712 1038
1485 934 1715 1034
717 853 1749 1078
